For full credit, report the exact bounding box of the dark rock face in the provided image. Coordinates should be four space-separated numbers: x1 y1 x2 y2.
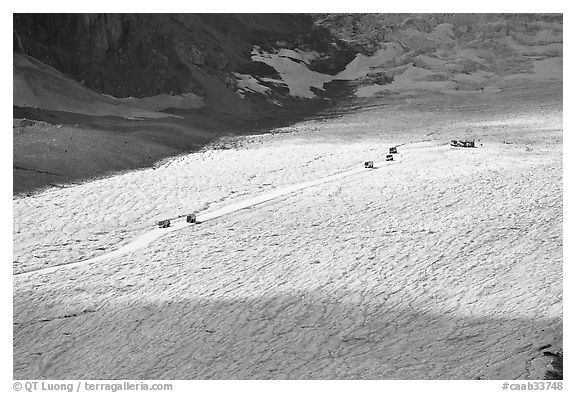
14 14 198 97
313 13 563 54
13 14 352 101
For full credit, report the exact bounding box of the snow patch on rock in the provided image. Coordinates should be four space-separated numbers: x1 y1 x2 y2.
233 73 271 95
277 48 324 64
251 47 333 98
335 43 404 80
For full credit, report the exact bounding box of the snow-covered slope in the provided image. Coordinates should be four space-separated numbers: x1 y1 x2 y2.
13 54 173 119
13 85 562 379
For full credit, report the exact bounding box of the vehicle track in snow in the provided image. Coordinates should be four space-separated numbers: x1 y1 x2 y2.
14 151 409 278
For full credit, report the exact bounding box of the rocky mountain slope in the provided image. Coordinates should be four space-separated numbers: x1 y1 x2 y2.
15 13 562 114
13 14 354 114
314 13 562 95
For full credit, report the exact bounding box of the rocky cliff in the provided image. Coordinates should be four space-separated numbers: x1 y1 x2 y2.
13 14 353 105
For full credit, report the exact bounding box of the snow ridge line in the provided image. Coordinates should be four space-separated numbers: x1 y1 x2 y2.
14 156 405 279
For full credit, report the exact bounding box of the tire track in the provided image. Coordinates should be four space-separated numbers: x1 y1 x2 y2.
14 153 407 278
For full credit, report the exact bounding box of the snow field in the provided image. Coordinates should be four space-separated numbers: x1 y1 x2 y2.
13 89 562 379
13 139 562 379
12 132 399 275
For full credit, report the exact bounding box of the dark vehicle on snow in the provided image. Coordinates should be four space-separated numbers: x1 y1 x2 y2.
157 219 171 228
451 140 476 147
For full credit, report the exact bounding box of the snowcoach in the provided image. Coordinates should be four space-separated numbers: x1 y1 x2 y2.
157 219 171 228
451 140 475 147
386 154 394 161
364 161 374 168
389 147 398 154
